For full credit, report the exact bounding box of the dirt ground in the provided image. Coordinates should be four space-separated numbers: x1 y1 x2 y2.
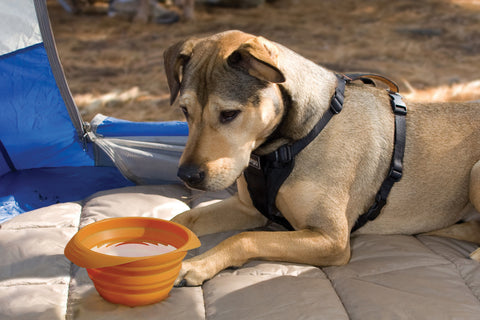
47 0 480 123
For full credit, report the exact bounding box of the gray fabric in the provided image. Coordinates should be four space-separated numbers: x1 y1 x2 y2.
325 235 480 319
1 185 479 319
89 114 188 185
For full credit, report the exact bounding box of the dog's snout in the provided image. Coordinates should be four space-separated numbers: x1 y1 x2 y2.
177 165 205 188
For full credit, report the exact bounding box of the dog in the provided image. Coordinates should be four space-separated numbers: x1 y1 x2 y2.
164 30 480 286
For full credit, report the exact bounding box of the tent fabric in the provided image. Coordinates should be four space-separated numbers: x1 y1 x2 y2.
0 0 93 177
0 0 188 223
0 166 134 224
0 0 42 56
0 0 107 222
0 42 94 172
91 114 189 138
90 114 188 185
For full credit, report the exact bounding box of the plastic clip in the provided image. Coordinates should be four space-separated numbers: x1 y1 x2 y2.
390 92 407 115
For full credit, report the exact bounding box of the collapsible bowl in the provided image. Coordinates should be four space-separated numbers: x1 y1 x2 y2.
64 217 200 307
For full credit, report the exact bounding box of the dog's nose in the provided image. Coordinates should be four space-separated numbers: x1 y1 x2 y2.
177 165 205 188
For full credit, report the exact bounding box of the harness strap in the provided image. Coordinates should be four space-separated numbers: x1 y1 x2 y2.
244 74 348 230
345 73 400 93
244 72 407 232
351 92 407 232
266 75 347 163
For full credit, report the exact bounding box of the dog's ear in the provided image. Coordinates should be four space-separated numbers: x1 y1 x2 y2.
227 36 285 83
163 39 197 105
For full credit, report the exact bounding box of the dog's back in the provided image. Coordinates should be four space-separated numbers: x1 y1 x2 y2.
358 101 480 234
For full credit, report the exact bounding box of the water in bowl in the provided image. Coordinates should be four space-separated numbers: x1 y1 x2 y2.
92 242 176 257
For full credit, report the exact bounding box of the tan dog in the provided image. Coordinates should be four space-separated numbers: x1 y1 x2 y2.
164 30 480 286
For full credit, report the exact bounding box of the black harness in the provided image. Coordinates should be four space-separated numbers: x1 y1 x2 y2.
243 73 407 232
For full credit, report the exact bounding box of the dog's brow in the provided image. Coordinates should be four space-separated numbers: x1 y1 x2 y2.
183 43 272 109
210 97 242 112
186 43 223 107
179 94 195 106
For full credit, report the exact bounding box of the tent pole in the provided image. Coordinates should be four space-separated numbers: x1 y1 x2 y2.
33 0 87 142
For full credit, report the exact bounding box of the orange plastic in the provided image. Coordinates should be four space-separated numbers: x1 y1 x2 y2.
64 217 200 307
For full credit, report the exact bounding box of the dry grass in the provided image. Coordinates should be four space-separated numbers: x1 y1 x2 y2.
47 0 480 122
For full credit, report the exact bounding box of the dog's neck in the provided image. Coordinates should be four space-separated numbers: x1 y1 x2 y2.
255 44 339 154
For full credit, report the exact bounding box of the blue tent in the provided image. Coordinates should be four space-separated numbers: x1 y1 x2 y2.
0 0 188 223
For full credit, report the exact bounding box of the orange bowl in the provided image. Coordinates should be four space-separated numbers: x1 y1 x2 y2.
64 217 200 307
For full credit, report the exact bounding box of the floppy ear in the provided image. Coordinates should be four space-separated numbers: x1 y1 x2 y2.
227 36 285 83
163 38 197 105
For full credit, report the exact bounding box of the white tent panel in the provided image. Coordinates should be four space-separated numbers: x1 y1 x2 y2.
0 0 42 56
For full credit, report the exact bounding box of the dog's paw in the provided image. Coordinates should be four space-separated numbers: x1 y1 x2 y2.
470 248 480 262
174 259 215 287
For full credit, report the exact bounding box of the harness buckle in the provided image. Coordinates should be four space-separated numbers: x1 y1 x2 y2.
273 145 292 164
370 196 387 215
390 92 407 116
388 167 403 182
330 90 344 114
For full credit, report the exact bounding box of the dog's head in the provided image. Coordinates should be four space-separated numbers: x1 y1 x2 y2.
164 30 286 191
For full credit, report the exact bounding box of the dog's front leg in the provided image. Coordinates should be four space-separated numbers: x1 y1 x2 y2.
171 193 267 237
175 229 351 286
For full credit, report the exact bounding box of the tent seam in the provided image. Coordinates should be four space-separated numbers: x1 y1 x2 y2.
0 42 44 61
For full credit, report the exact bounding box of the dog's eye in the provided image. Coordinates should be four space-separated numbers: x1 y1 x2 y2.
220 110 240 123
180 106 189 119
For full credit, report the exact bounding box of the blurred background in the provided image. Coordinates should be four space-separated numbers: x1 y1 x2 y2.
47 0 480 122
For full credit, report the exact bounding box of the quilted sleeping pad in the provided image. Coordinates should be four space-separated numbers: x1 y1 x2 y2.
1 184 479 320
